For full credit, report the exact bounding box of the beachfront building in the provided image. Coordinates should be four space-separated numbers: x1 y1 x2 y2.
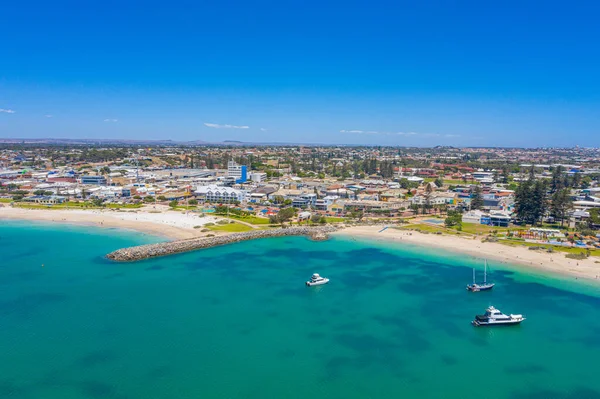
463 210 511 227
463 210 486 224
298 211 312 221
292 194 317 208
315 195 339 211
194 184 246 203
227 160 247 184
488 211 511 227
342 199 402 212
23 195 66 205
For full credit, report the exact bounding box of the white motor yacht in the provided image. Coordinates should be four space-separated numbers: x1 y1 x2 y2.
472 306 525 326
306 273 329 287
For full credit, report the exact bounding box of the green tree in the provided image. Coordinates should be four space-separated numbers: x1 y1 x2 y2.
445 210 462 228
188 199 198 205
99 166 111 175
550 188 572 226
471 185 484 210
276 207 295 225
572 172 582 189
501 167 510 184
550 165 564 193
169 200 178 208
588 208 600 228
514 177 534 224
531 180 548 225
91 198 104 207
157 195 167 201
349 209 364 221
143 196 155 203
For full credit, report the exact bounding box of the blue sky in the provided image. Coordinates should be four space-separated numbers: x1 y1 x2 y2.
1 1 599 147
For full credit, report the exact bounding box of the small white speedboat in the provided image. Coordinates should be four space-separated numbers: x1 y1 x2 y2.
306 273 329 286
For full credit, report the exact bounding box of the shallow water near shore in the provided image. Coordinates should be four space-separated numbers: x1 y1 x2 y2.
1 221 600 399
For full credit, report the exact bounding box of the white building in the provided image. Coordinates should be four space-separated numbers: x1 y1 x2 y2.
250 172 267 183
463 210 486 224
195 184 246 203
227 160 247 183
298 211 312 220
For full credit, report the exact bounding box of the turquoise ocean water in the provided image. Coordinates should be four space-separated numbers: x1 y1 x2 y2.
1 221 600 399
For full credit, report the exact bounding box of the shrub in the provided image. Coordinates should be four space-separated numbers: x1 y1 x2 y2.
565 252 588 260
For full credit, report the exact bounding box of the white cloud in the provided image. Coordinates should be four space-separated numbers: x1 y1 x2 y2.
0 109 16 114
340 130 365 133
103 119 118 122
396 132 419 136
45 114 53 118
204 122 249 129
260 128 267 132
444 134 461 138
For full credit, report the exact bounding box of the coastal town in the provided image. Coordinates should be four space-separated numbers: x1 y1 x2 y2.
1 142 600 276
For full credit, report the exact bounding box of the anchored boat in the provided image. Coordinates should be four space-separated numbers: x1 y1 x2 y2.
306 273 329 287
472 306 525 327
467 259 495 292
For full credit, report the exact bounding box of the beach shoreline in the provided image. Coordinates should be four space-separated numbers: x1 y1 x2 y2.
0 206 217 240
3 205 600 283
335 226 600 283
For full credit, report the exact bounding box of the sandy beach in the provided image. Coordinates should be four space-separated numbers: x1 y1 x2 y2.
336 226 600 283
0 206 218 240
2 205 600 282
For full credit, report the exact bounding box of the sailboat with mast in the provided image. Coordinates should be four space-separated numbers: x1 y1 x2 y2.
466 259 495 292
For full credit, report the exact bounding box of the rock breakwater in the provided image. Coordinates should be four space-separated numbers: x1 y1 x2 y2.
106 226 338 262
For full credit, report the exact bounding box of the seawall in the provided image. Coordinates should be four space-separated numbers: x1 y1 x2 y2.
106 226 338 262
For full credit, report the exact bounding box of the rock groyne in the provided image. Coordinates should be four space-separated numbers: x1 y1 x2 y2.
106 226 338 262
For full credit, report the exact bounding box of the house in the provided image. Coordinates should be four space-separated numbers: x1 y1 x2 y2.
292 193 317 208
315 195 339 211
